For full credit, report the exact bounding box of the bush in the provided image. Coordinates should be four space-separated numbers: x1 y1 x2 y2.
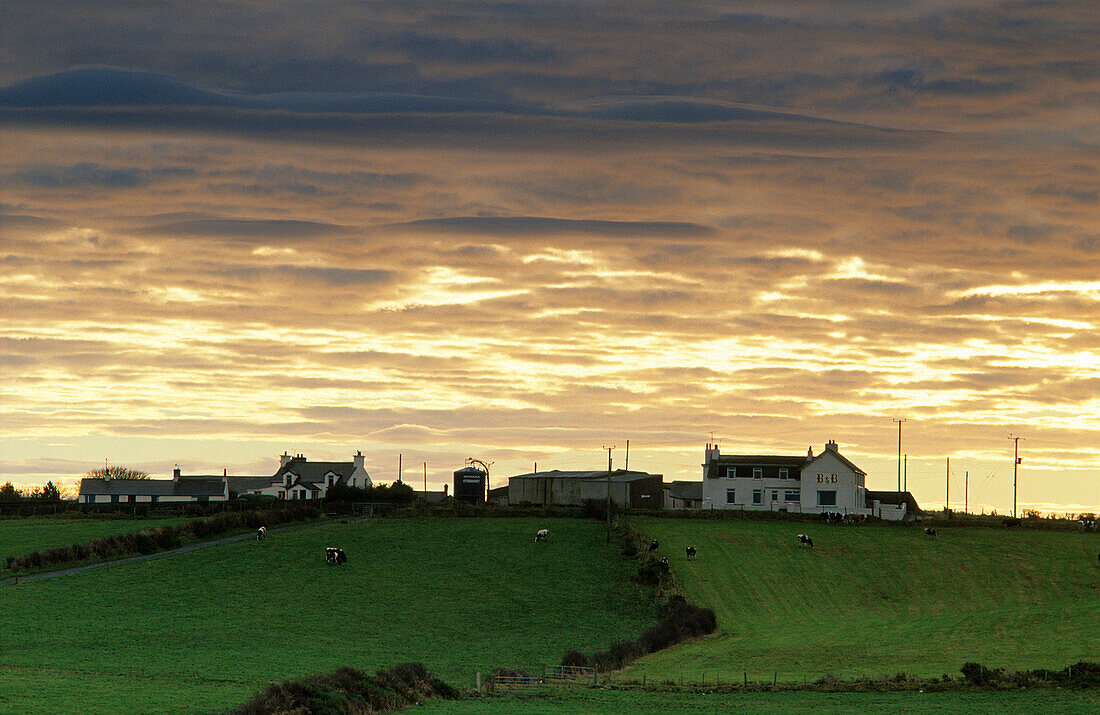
961 662 1002 686
635 558 671 586
561 650 590 668
231 663 456 714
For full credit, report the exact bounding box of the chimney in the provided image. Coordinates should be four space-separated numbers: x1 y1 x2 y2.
353 450 364 471
704 442 721 465
280 451 292 467
826 440 838 453
444 484 449 497
807 446 814 459
172 466 181 482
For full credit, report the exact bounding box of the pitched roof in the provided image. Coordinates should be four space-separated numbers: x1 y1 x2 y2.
666 480 703 501
274 459 357 487
508 469 662 483
866 490 922 513
705 455 807 479
78 478 225 498
225 476 277 493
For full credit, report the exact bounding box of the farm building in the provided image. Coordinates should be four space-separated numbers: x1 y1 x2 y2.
78 450 373 504
507 469 664 509
453 466 487 504
78 470 227 504
700 440 917 520
664 480 703 509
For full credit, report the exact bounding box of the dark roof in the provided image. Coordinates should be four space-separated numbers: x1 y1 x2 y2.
508 469 662 483
866 490 922 513
666 480 703 501
78 478 225 498
421 490 449 504
274 459 356 487
705 455 806 479
225 476 276 493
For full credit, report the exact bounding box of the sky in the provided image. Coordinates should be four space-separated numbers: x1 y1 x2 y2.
1 1 1097 515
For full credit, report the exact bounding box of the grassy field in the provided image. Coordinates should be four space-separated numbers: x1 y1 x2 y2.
0 516 189 565
0 516 655 713
418 687 1099 714
623 517 1100 682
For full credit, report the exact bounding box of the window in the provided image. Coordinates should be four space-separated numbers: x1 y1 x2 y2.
151 495 159 503
771 491 778 502
85 495 94 504
128 494 136 503
752 489 762 505
817 490 837 507
197 496 208 503
779 468 789 480
110 494 119 503
285 474 292 485
327 475 334 487
278 490 285 500
785 490 800 502
726 489 736 504
725 467 737 478
753 467 762 479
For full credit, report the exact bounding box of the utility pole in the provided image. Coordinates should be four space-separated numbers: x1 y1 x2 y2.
964 470 968 515
1009 435 1023 518
625 439 630 472
423 462 427 499
946 457 950 516
603 445 616 543
892 418 906 497
398 453 402 483
903 454 907 493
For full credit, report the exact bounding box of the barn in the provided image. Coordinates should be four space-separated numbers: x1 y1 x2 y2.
507 469 664 509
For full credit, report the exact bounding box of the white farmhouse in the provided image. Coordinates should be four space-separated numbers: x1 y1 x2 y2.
700 440 917 520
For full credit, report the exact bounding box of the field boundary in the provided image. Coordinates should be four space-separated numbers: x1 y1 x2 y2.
0 517 348 586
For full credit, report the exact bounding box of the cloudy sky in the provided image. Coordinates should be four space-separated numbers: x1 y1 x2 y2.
2 1 1097 513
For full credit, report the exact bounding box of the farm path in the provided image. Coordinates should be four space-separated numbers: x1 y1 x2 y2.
0 517 351 586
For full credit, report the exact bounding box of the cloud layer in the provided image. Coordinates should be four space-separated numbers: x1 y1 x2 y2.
1 1 1097 513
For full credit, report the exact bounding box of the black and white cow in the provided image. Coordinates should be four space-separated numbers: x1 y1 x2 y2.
648 539 660 552
325 547 347 565
685 546 697 560
256 526 267 541
821 512 843 525
924 528 937 538
797 533 814 548
660 556 669 566
535 528 549 542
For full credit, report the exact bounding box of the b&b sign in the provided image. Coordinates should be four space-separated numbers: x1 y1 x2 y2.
816 473 839 484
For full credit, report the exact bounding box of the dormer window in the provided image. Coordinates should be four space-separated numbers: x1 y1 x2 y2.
327 475 334 487
725 467 737 478
779 468 789 480
753 468 762 479
285 473 293 486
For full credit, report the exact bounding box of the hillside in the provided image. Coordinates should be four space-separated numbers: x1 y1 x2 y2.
0 516 189 564
0 517 656 713
625 517 1099 681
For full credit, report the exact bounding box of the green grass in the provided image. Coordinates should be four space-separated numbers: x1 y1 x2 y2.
0 516 189 565
623 518 1100 681
0 517 656 713
418 687 1099 714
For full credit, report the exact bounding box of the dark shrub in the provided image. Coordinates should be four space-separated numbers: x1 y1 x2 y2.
1061 661 1100 688
561 650 590 668
961 662 1001 686
635 559 671 586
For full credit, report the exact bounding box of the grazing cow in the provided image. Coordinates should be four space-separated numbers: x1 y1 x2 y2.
256 526 267 541
648 539 660 552
844 513 867 525
797 533 814 548
821 511 843 525
1079 519 1097 532
685 546 696 560
535 528 549 542
924 528 937 538
325 547 347 565
660 556 669 566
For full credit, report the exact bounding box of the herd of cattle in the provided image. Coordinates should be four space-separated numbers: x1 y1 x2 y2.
251 516 1097 567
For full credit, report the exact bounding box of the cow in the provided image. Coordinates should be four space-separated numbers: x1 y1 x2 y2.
325 547 347 565
648 539 660 553
535 528 549 542
797 533 814 548
844 513 867 525
685 546 696 560
1079 519 1097 532
821 511 843 525
256 526 267 541
924 528 937 538
660 556 669 566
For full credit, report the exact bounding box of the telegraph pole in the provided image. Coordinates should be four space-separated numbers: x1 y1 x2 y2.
946 457 950 516
964 470 968 515
903 454 907 493
892 418 906 497
1009 435 1023 517
603 445 616 543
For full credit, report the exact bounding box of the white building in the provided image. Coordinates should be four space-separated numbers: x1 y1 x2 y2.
700 440 916 520
79 450 373 504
